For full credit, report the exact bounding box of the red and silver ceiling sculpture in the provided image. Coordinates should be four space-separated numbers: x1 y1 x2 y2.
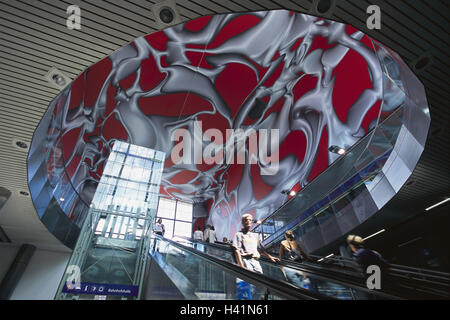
28 10 429 243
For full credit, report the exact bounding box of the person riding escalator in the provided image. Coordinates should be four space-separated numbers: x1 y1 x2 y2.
279 230 316 291
232 214 279 299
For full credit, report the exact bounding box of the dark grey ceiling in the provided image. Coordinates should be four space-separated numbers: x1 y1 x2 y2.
0 0 448 250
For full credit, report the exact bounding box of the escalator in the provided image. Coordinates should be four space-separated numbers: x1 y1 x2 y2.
144 235 398 300
304 253 450 300
144 235 332 300
145 236 449 300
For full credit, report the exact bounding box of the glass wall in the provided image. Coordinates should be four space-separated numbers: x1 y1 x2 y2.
91 141 163 215
156 198 193 239
55 141 165 300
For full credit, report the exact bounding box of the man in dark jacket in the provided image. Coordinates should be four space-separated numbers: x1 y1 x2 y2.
347 234 390 291
347 235 388 270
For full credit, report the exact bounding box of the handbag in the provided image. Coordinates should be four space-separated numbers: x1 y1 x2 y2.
287 241 303 262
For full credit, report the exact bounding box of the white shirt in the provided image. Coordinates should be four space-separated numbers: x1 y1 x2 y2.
153 222 164 233
233 230 262 259
208 229 217 243
193 230 203 240
204 229 217 243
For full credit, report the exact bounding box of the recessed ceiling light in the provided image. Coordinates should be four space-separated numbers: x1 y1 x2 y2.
414 56 432 71
159 7 174 24
15 141 28 149
411 51 433 73
151 0 180 28
314 0 336 16
425 198 450 211
45 67 71 90
363 229 385 241
316 0 333 14
12 138 30 152
52 74 67 86
430 126 442 137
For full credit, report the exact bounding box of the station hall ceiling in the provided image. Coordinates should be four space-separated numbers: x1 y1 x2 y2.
0 0 448 251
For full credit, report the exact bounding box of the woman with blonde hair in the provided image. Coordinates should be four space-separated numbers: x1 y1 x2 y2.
279 230 312 262
278 229 313 290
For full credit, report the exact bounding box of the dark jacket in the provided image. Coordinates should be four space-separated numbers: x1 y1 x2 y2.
353 248 388 272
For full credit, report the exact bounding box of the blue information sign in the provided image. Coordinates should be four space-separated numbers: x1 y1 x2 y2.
62 282 139 297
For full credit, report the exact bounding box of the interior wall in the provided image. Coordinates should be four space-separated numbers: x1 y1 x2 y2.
368 204 450 272
0 243 71 300
0 243 20 283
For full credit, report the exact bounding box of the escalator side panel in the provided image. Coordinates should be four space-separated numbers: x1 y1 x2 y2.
146 236 329 300
143 256 187 300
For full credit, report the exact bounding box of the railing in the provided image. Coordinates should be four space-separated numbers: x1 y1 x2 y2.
307 253 450 299
149 235 331 300
152 237 392 299
167 237 448 299
253 106 402 246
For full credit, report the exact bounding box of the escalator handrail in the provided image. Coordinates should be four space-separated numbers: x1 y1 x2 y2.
151 235 334 300
193 240 448 284
276 254 450 298
156 238 400 299
257 257 403 300
197 243 390 299
309 254 450 281
183 239 448 298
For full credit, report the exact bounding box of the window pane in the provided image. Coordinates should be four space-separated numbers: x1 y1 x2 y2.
157 198 176 219
120 165 130 179
134 157 145 168
115 152 125 164
176 202 192 222
103 162 112 176
148 184 159 193
130 167 143 182
151 171 161 184
155 151 165 162
126 181 138 191
152 161 162 171
144 159 153 170
114 140 128 153
125 155 135 166
129 144 139 156
147 193 159 210
174 221 192 238
141 169 151 182
107 152 117 163
159 218 174 239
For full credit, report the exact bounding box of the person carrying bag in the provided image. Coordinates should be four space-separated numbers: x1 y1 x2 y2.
279 230 312 263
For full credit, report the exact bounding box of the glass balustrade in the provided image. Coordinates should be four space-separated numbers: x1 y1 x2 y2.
152 236 393 300
149 237 286 300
